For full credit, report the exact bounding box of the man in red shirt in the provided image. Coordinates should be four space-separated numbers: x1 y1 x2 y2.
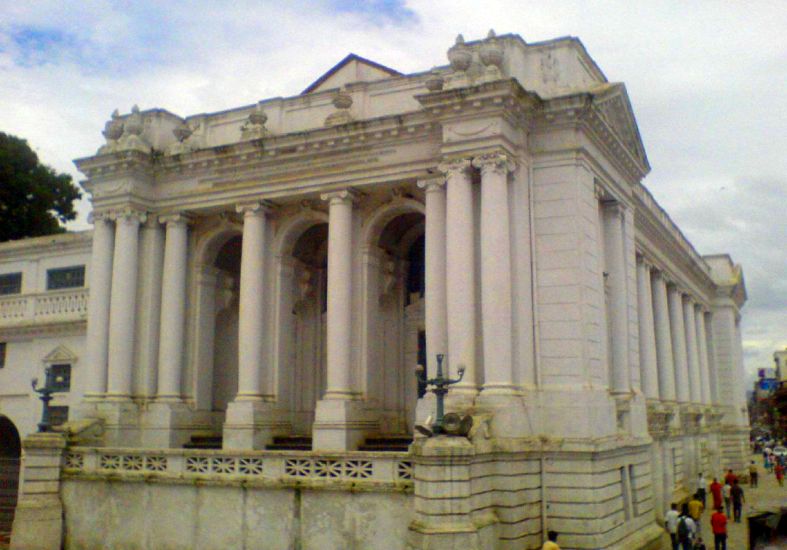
723 469 737 487
711 508 727 550
709 478 723 511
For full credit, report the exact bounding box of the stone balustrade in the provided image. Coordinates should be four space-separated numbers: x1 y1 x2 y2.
0 289 89 326
62 447 413 488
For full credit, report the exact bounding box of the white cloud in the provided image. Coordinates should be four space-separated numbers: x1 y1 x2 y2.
1 0 784 375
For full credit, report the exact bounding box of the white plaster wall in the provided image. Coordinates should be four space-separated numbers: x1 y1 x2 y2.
62 479 412 550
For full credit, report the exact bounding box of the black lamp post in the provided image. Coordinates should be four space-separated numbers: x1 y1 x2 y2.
31 367 61 433
415 353 465 435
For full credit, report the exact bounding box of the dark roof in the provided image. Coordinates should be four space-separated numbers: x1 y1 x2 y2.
301 53 402 95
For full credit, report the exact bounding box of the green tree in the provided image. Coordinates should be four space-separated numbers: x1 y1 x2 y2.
0 132 82 242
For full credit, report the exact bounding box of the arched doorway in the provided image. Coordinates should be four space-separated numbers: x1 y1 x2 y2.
0 416 21 543
211 236 242 411
363 206 425 435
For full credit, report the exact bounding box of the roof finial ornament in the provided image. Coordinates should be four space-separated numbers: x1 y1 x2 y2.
325 89 354 127
241 103 269 140
487 29 496 38
455 34 465 45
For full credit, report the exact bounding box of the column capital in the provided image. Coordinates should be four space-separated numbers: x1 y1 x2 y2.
601 198 626 217
159 211 194 226
437 157 472 176
636 254 654 271
236 200 274 216
110 207 147 223
320 188 360 205
417 175 446 192
471 151 515 175
88 210 113 224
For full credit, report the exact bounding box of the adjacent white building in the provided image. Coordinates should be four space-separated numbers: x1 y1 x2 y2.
2 31 750 549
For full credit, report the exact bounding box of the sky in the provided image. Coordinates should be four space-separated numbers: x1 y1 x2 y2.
1 0 785 379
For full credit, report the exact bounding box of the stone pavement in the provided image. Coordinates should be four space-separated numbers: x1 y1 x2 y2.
693 454 786 549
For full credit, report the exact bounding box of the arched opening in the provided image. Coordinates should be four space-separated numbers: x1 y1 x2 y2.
287 223 329 434
365 210 425 434
0 416 21 542
211 235 242 411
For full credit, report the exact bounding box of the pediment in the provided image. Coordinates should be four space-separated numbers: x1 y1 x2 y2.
42 345 78 364
302 54 401 94
593 83 650 173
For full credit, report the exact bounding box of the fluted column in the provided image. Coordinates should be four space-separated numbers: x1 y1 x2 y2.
695 305 712 404
651 271 676 401
323 190 356 399
235 201 270 400
602 200 630 394
106 208 145 398
156 213 191 400
683 295 702 403
474 152 515 392
84 212 115 398
418 176 448 374
636 257 659 399
441 158 477 393
667 284 690 403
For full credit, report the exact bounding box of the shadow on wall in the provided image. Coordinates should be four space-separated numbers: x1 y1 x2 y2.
0 416 21 544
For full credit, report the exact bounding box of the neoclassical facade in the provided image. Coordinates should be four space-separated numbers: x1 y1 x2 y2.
3 31 750 549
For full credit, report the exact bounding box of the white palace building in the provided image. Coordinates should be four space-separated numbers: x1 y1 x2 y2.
1 31 750 550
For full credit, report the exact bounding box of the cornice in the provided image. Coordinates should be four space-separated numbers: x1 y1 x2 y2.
0 319 86 340
0 231 93 261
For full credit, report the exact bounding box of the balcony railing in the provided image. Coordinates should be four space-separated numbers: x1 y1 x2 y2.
63 447 413 489
0 288 89 326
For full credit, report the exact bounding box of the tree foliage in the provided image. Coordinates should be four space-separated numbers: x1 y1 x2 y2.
0 132 82 242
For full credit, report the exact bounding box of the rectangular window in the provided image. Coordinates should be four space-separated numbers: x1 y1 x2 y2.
46 266 85 290
50 364 71 392
49 406 69 427
0 272 22 295
0 342 6 368
620 466 632 520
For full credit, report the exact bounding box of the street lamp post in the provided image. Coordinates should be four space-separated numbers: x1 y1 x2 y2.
415 353 465 435
31 367 61 433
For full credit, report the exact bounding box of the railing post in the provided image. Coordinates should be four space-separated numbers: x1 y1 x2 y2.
10 432 66 550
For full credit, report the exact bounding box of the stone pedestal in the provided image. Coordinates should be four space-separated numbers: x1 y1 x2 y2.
141 401 195 448
78 399 140 446
10 433 66 550
222 400 286 450
312 399 374 451
408 436 496 550
474 392 530 438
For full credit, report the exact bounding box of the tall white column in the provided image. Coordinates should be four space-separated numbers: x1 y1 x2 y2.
235 202 269 400
156 213 190 400
441 159 477 393
84 213 114 398
474 152 515 392
636 257 659 399
602 201 630 394
106 208 145 398
683 296 702 403
667 285 690 403
695 305 712 404
323 190 356 399
418 176 448 374
651 271 676 401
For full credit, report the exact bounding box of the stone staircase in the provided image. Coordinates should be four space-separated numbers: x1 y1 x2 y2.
265 436 312 451
183 433 222 449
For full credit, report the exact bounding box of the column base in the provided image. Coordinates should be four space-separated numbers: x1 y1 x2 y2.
474 390 531 438
312 398 377 451
223 399 289 450
140 401 204 448
76 398 140 447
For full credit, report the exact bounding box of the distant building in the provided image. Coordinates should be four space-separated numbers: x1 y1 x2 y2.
3 31 751 549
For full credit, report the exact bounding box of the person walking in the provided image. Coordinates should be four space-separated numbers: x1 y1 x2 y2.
730 479 744 523
722 480 732 518
677 503 696 550
541 530 560 550
723 469 737 487
665 502 681 550
749 460 759 488
688 493 705 538
696 473 707 506
711 508 728 550
775 461 784 487
709 478 723 511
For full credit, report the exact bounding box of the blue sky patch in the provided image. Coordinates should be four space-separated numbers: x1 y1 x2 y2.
328 0 417 24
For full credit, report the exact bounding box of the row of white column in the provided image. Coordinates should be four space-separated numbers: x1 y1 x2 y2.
421 151 517 396
636 258 714 405
86 209 191 402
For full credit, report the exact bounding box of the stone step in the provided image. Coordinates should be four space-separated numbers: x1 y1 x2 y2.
357 435 412 452
183 434 223 450
266 436 313 451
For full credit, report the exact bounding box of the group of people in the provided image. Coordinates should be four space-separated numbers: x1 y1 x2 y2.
665 470 746 550
762 447 785 486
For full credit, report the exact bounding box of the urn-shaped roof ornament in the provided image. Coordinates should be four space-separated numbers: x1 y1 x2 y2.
447 34 472 72
173 121 193 143
479 28 504 78
101 109 124 142
241 104 269 140
424 70 444 92
325 90 354 126
123 105 144 137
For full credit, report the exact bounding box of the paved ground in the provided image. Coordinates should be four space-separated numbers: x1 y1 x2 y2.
691 454 787 549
